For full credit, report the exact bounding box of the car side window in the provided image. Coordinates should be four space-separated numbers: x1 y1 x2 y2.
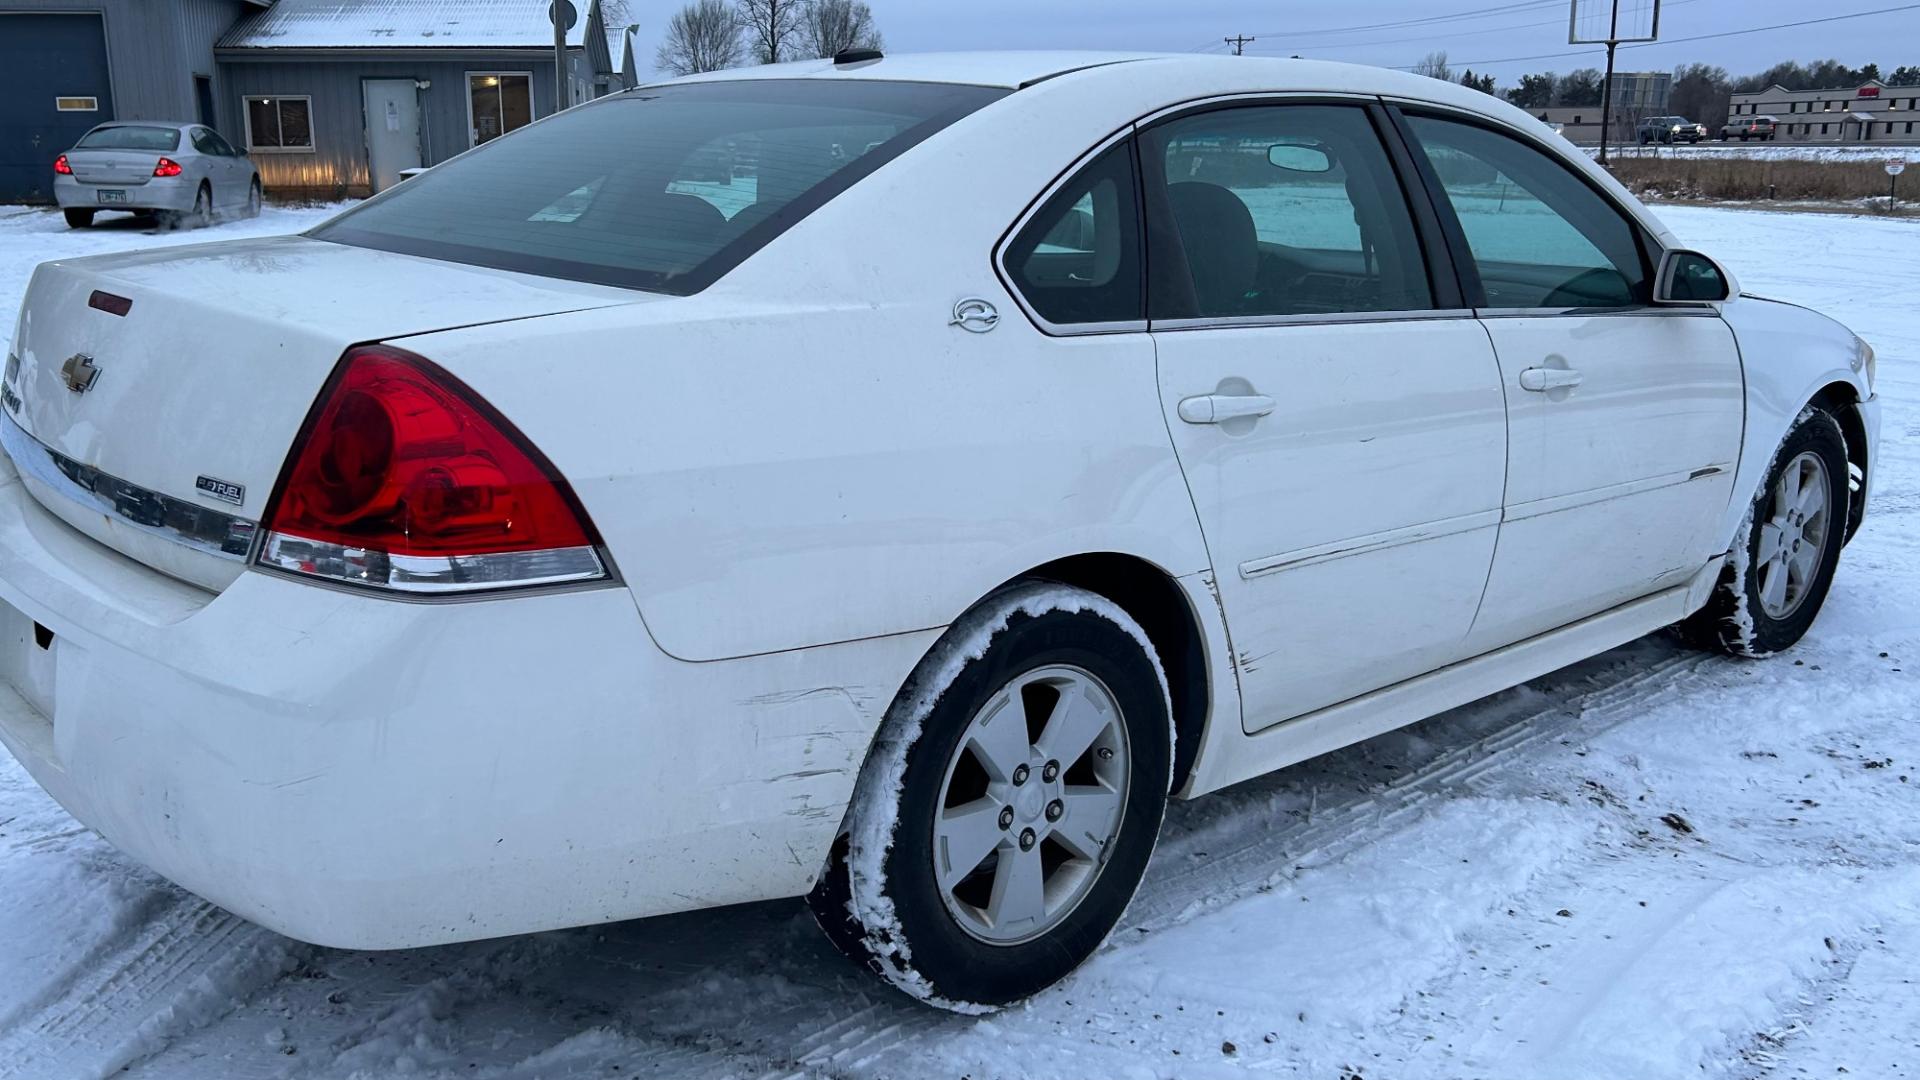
1002 142 1145 327
1140 104 1434 320
1405 114 1649 309
191 128 222 156
206 130 239 157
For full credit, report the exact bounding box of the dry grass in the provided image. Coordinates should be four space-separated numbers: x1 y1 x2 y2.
1603 157 1908 206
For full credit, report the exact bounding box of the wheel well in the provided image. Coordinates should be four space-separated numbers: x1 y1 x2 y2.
1809 382 1868 542
1019 553 1211 792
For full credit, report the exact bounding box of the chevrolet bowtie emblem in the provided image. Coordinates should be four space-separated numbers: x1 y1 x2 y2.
62 353 100 394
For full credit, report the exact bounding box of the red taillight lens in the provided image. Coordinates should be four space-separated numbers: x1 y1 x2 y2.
53 154 72 175
153 157 183 177
258 345 606 594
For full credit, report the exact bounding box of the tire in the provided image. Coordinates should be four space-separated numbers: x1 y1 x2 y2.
63 208 93 228
245 178 262 219
811 583 1172 1012
163 184 212 229
1680 407 1849 658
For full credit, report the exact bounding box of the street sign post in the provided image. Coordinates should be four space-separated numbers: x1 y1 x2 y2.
550 0 578 113
1891 159 1908 208
1570 0 1662 167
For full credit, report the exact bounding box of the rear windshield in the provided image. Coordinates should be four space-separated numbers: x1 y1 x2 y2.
76 126 181 151
311 79 1006 294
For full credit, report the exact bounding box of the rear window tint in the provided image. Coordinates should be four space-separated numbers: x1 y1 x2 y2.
76 126 180 151
311 79 1005 295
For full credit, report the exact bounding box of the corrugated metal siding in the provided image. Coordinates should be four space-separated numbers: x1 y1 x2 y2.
174 0 253 139
220 53 566 197
0 0 192 119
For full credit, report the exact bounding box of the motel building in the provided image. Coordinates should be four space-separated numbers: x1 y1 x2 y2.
1728 80 1920 143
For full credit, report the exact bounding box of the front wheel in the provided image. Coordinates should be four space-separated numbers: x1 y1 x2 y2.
1681 407 1849 657
810 584 1171 1011
245 178 262 218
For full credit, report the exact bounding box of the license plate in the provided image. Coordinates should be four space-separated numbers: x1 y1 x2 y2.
96 189 127 204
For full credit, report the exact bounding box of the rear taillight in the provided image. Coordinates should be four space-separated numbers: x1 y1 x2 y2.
53 154 72 175
153 157 183 177
257 345 608 595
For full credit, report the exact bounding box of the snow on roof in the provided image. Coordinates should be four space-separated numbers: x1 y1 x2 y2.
218 0 596 50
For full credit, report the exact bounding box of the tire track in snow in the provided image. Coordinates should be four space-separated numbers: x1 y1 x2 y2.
669 646 1723 1080
0 897 295 1080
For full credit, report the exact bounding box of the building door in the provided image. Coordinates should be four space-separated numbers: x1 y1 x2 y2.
195 76 217 130
0 13 114 203
362 79 423 194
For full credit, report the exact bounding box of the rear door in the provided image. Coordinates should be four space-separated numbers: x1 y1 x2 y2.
1396 111 1743 652
1142 101 1509 731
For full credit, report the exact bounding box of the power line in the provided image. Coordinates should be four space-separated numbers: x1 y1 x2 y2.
1397 2 1920 70
1184 0 1563 53
1250 0 1703 57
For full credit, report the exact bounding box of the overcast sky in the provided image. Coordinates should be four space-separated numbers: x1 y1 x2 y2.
620 0 1910 85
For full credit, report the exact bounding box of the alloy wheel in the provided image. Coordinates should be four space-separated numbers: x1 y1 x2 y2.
1756 450 1832 619
932 665 1130 945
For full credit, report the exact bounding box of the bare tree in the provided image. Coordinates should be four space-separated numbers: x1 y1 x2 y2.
655 0 743 76
735 0 806 64
801 0 882 59
600 0 633 26
1412 51 1453 82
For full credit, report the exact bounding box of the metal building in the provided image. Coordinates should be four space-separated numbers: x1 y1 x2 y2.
0 0 618 203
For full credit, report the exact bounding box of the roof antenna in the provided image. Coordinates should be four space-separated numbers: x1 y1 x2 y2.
834 48 883 66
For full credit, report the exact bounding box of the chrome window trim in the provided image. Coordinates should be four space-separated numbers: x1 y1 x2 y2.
1474 305 1721 319
1151 308 1478 333
991 123 1145 339
0 410 257 562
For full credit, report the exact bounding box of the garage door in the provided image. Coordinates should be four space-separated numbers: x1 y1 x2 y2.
0 14 115 203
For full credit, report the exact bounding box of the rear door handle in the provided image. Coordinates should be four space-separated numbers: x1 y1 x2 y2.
1178 393 1277 424
1518 367 1584 392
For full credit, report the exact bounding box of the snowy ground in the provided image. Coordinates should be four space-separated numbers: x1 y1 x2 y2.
1587 143 1920 163
1 201 1917 1079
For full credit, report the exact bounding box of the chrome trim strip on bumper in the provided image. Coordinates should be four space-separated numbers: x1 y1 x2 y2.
0 409 256 561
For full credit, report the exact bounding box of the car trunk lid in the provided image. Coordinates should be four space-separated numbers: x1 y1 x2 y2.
2 235 646 592
63 149 162 186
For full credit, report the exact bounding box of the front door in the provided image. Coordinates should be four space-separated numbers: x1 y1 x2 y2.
1143 102 1510 731
1398 112 1745 652
362 79 422 194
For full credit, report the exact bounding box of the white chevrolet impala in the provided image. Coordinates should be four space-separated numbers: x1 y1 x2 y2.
0 53 1881 1011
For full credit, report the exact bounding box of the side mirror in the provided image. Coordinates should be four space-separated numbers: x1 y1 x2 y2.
1656 249 1731 304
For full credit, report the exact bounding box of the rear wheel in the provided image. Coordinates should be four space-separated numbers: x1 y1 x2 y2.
1681 408 1849 657
810 584 1171 1011
63 208 93 228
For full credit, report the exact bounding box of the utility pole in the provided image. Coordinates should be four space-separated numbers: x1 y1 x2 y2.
1224 34 1255 56
1597 0 1620 166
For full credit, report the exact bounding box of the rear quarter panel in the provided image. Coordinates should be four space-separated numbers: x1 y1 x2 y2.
399 69 1225 661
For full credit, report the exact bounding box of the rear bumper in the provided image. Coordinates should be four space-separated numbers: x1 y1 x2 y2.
0 454 930 949
53 173 196 212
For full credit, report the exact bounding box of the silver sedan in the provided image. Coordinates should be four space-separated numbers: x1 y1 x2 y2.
54 122 261 229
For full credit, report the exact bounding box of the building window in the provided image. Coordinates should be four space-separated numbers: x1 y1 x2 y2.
55 96 99 112
1819 123 1829 134
244 96 314 151
468 72 534 145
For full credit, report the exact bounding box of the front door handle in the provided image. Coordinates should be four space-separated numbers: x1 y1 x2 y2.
1178 393 1277 424
1518 367 1585 392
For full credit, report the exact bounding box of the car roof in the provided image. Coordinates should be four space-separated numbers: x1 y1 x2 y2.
647 50 1514 103
89 121 195 132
